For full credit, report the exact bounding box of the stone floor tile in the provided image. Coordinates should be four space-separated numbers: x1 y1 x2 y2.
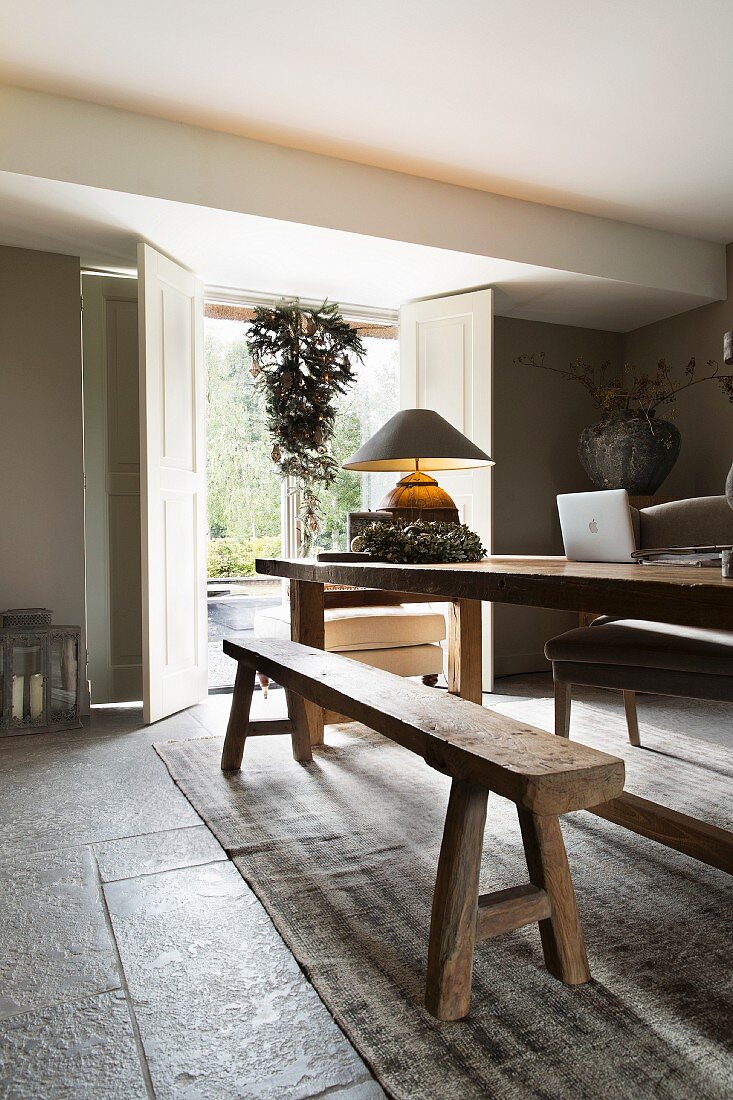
105 861 370 1100
190 688 288 736
0 726 201 858
0 848 119 1020
95 826 226 883
322 1079 387 1099
0 991 148 1100
69 705 202 741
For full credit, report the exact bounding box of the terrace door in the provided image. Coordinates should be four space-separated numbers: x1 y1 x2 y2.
400 289 493 689
138 244 208 723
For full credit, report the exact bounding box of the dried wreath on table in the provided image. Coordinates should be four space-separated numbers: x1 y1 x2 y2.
247 300 364 552
351 519 486 564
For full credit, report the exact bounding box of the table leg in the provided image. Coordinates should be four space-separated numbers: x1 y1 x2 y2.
289 579 325 745
447 598 483 703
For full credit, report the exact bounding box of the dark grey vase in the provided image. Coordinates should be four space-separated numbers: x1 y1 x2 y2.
577 411 681 495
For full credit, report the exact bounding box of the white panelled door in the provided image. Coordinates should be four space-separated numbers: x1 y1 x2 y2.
400 289 493 689
137 243 207 723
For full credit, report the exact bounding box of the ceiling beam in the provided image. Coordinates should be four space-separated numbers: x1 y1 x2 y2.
0 84 725 303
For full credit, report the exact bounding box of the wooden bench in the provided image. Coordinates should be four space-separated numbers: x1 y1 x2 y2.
221 636 625 1021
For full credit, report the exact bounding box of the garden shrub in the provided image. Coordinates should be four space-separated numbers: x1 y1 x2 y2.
207 536 281 578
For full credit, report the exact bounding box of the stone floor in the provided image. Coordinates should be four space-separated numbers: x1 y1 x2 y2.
0 675 730 1098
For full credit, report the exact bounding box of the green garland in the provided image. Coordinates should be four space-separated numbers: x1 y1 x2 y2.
247 300 365 550
352 520 486 564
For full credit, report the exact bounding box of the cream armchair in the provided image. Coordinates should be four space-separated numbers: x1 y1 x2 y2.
254 588 447 695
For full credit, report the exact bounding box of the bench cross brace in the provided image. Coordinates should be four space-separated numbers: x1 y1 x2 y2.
221 667 315 769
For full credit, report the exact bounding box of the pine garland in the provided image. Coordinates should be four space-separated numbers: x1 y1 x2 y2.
247 300 364 550
352 520 486 564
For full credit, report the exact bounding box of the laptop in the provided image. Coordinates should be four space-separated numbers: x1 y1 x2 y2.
557 489 637 562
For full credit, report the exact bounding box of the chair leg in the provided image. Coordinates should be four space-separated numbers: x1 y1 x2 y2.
285 689 314 763
517 809 590 985
422 674 439 687
221 664 256 771
257 671 270 699
623 690 641 746
554 679 572 738
426 778 489 1021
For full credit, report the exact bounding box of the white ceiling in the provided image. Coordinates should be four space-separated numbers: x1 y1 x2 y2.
2 0 733 241
0 171 710 330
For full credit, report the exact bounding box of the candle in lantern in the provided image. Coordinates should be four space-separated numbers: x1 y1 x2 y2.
30 674 44 721
12 675 24 721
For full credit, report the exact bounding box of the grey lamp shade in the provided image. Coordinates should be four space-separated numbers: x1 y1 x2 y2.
342 409 494 473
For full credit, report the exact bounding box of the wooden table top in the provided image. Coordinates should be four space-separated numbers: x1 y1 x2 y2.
256 555 733 630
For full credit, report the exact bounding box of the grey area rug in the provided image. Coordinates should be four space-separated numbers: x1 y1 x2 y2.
156 698 733 1100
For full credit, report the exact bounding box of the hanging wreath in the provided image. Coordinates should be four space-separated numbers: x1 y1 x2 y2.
247 300 364 551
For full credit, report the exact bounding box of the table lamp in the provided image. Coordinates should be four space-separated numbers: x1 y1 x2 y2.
342 409 493 523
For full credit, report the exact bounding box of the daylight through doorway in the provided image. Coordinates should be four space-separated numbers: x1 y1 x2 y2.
204 304 399 691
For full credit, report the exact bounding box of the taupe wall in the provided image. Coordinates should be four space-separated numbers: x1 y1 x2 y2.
0 246 86 660
492 315 623 676
622 242 733 499
491 243 733 677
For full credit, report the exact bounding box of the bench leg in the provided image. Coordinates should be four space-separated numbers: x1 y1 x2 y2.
517 809 590 985
221 664 256 771
284 690 313 764
426 778 489 1021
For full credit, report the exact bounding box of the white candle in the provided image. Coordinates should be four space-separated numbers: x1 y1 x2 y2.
12 675 24 721
61 637 77 693
30 674 44 720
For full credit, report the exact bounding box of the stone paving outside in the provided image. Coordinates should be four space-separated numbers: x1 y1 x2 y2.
207 581 281 690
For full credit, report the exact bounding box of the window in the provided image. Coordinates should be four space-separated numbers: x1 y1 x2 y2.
205 303 398 560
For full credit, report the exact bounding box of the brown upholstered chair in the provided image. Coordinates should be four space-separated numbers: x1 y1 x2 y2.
544 496 733 745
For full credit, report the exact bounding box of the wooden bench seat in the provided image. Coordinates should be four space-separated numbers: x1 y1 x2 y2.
221 636 625 1021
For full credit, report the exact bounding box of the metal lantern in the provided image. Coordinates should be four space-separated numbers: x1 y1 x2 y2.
1 609 82 736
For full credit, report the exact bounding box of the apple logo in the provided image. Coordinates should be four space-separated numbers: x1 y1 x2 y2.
589 518 599 534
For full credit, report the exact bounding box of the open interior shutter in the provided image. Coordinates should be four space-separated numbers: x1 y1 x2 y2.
399 289 493 690
137 243 207 723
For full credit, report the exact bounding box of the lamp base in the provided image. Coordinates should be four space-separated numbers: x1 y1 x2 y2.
378 471 460 525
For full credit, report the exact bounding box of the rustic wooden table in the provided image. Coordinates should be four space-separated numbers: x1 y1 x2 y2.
254 555 733 874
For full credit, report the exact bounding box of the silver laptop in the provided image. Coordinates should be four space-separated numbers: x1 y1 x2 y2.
557 489 636 562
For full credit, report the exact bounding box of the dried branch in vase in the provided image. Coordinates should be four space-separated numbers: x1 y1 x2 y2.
514 352 733 418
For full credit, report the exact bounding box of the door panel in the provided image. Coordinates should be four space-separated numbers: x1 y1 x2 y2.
108 491 143 675
138 243 207 723
82 274 143 703
400 289 493 689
